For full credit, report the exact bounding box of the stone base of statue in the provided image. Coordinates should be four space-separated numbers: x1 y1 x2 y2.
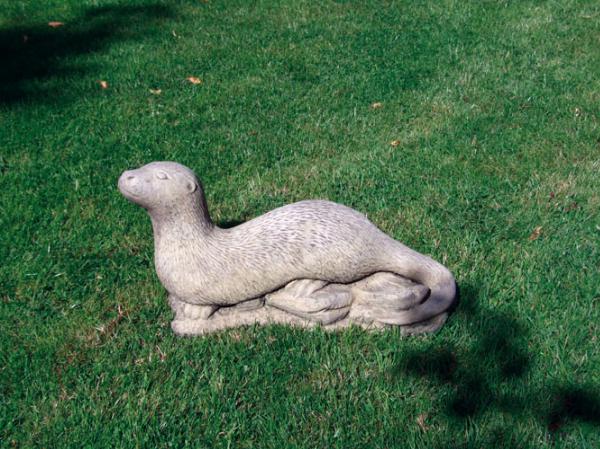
169 272 448 336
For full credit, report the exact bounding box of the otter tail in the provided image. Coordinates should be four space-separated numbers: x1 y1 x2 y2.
376 240 456 326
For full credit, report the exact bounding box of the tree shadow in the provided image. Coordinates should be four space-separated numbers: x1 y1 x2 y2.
0 3 175 105
547 384 600 431
393 282 600 443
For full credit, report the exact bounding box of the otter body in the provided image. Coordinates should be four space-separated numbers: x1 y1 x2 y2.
119 161 456 328
158 200 394 305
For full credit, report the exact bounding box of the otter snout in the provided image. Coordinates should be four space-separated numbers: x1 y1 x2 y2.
118 169 145 201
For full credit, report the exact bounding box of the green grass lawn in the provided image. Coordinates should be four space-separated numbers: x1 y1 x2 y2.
1 0 599 447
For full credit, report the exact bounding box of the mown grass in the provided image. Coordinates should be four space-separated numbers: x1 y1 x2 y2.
1 0 599 447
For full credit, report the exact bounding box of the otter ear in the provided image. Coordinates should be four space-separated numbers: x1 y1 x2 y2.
186 181 198 193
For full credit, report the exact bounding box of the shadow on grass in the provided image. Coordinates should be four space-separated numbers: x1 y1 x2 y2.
0 3 174 105
394 283 600 443
216 219 246 229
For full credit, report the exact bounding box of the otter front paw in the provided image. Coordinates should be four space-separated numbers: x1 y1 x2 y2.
168 295 217 321
170 304 220 336
182 303 216 320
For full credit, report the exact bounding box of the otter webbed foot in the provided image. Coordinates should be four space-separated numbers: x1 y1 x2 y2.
348 272 429 324
349 273 447 334
265 279 353 325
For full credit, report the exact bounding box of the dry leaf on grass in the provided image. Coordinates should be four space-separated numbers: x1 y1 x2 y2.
564 202 578 212
371 102 383 109
528 226 543 241
98 80 108 89
150 89 162 95
48 21 64 28
186 76 202 85
416 414 430 431
390 140 401 147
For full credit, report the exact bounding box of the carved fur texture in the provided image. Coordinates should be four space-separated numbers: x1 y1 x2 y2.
118 161 456 335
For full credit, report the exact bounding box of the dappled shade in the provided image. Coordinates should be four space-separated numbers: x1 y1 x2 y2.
0 3 174 104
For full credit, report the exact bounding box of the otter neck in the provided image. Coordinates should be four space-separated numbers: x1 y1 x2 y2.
148 195 214 243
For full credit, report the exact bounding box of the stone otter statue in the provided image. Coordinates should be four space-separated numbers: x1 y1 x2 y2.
118 161 456 335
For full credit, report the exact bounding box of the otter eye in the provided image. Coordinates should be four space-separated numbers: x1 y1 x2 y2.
156 171 169 180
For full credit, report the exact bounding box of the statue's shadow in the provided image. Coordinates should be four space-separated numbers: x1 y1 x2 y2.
217 219 245 229
392 283 600 443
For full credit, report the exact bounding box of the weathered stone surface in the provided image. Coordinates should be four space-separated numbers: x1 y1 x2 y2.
118 161 457 336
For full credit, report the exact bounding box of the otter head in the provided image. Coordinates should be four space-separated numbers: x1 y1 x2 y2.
118 161 200 212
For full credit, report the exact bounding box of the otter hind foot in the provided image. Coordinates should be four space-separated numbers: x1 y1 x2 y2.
348 272 433 326
265 280 352 325
352 272 429 311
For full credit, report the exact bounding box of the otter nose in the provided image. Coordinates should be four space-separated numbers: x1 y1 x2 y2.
119 170 145 202
118 170 139 192
119 170 135 183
